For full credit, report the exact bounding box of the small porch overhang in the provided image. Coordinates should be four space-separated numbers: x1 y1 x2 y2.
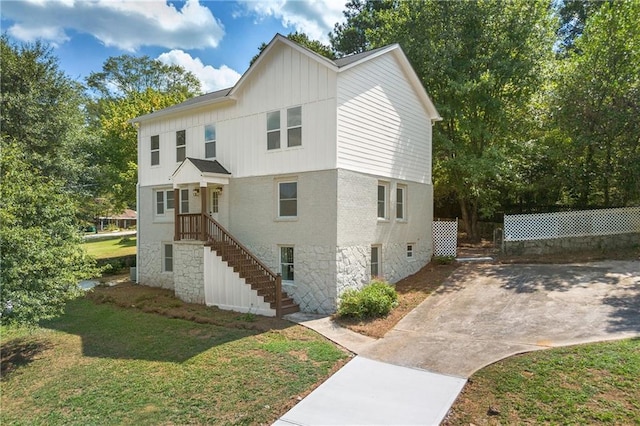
171 157 231 188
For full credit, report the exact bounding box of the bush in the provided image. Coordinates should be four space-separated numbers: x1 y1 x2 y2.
433 255 456 265
337 279 398 319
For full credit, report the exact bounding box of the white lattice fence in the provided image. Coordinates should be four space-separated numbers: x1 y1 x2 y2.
504 207 640 241
433 220 458 257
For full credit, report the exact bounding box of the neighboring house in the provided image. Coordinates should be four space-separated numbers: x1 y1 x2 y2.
97 208 137 230
132 34 441 317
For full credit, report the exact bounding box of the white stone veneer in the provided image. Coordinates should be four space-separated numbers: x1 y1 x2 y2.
138 242 174 290
173 241 205 304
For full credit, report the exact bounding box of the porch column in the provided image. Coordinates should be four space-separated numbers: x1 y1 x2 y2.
173 188 180 241
200 185 207 241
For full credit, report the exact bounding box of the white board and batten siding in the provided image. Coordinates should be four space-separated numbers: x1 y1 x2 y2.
138 43 338 188
336 53 433 184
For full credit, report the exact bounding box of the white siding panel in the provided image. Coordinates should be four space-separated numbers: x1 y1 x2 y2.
337 54 432 184
138 44 339 187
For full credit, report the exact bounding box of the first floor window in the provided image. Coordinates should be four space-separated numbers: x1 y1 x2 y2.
396 185 406 220
156 189 174 215
407 244 414 259
176 130 186 162
211 190 219 214
164 244 173 272
180 189 189 213
371 246 380 277
151 135 160 166
377 184 387 219
281 246 294 281
279 181 297 217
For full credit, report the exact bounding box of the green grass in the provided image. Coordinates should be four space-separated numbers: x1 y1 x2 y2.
83 237 136 259
1 299 348 425
446 339 640 424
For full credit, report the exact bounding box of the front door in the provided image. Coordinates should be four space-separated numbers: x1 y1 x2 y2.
209 188 220 220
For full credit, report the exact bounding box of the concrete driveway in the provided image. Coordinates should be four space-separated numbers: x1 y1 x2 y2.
361 259 640 377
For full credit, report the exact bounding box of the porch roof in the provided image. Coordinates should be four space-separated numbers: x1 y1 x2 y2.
171 157 231 188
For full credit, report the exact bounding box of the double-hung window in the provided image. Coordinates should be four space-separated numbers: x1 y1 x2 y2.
176 130 186 162
205 124 216 158
377 184 388 219
280 246 294 281
267 111 280 150
396 185 406 220
151 135 160 166
278 182 297 217
407 244 414 259
287 106 302 147
156 189 174 215
371 246 381 277
180 189 189 214
164 244 173 272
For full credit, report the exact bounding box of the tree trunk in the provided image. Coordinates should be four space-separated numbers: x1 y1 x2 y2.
459 198 481 243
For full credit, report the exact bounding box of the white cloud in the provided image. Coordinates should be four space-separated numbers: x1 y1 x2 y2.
240 0 346 43
2 0 225 51
157 50 241 92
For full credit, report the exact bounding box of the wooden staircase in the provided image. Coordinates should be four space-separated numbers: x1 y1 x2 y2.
200 215 299 317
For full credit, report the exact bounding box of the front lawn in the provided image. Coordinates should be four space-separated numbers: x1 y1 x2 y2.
83 236 136 259
1 294 349 425
444 339 640 425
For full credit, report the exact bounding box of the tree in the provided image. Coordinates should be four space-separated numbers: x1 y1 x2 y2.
1 141 97 326
0 35 91 187
552 1 640 207
86 56 201 210
250 32 336 66
331 0 555 241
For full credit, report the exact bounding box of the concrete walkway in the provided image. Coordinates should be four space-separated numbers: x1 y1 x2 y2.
277 259 640 425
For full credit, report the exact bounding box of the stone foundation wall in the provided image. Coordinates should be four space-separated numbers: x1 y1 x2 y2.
173 241 205 304
138 242 174 290
504 232 640 256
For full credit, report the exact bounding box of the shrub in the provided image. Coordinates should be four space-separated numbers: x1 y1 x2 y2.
433 255 456 265
337 279 398 319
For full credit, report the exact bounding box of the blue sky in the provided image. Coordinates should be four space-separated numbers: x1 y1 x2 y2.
1 0 347 92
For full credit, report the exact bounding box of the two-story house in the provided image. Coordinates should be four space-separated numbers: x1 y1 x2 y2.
132 34 441 317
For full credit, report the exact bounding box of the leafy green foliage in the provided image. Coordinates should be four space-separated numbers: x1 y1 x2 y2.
331 1 555 240
0 143 97 326
250 32 336 66
551 1 640 207
338 279 398 319
86 55 201 210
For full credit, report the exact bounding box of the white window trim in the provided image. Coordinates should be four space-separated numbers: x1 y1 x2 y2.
276 179 298 220
371 245 382 278
279 245 295 283
267 110 281 151
163 243 173 273
377 182 389 221
286 106 302 148
176 129 186 163
205 124 216 159
155 188 175 218
396 184 407 222
407 243 415 260
150 135 160 167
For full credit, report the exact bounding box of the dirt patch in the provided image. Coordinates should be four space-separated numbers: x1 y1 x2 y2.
86 283 290 333
334 263 460 338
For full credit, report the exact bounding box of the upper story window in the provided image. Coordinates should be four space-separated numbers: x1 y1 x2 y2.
396 185 407 220
267 111 280 150
287 106 302 147
151 135 160 166
176 130 186 162
377 183 388 220
278 181 297 217
205 124 216 158
155 189 174 215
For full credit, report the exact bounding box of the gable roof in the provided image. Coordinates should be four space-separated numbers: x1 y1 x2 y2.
171 158 231 187
132 34 441 123
188 158 231 175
